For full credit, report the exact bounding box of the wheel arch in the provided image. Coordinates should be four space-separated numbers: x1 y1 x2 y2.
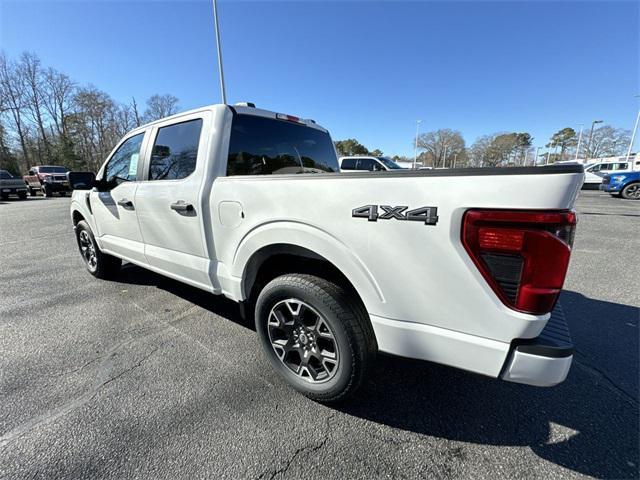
232 222 385 316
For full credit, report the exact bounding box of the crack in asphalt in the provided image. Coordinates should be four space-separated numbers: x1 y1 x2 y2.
573 349 639 408
130 301 274 388
0 327 175 452
256 413 336 480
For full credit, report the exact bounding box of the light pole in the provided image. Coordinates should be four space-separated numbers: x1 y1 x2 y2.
453 153 458 168
523 149 528 166
574 124 584 161
413 120 422 169
212 0 227 104
585 119 603 163
534 146 542 166
442 145 448 168
625 95 640 162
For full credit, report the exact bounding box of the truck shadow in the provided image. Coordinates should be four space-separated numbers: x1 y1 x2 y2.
112 265 639 478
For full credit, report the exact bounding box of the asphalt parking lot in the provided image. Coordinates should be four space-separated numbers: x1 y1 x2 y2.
1 191 638 479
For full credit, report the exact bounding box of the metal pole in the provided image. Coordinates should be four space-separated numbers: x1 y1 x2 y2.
453 153 457 168
442 145 448 168
523 149 528 166
625 97 640 161
574 124 584 161
413 120 422 169
535 146 542 166
585 120 602 163
212 0 227 104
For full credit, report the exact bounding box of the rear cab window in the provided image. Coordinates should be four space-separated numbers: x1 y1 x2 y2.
226 114 339 176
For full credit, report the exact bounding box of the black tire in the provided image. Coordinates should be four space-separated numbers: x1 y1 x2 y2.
620 182 640 200
18 191 27 200
255 274 376 403
43 185 52 197
28 187 36 196
0 194 8 201
59 191 66 197
75 220 122 279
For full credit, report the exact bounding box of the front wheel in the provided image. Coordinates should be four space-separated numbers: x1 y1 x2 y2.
18 191 27 200
59 191 66 197
75 220 122 279
621 182 640 200
43 185 52 197
255 274 376 403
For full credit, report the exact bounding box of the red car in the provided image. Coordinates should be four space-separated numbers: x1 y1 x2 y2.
23 165 70 197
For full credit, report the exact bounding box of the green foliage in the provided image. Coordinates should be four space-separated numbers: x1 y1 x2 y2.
334 138 369 157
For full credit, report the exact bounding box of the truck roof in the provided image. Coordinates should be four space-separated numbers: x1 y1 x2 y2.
134 103 328 134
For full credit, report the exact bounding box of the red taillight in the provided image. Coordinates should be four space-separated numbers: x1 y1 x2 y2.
462 209 576 315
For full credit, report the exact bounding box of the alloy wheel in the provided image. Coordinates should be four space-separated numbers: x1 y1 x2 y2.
267 298 339 383
79 230 97 271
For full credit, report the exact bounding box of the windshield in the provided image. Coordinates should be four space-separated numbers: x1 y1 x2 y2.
377 157 403 169
0 170 13 179
227 114 339 175
39 166 68 173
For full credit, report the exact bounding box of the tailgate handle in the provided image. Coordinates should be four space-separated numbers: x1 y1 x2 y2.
170 201 194 213
117 198 134 209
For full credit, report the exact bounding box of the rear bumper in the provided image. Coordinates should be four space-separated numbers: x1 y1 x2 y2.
501 304 573 387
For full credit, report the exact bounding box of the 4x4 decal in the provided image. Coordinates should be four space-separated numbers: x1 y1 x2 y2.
352 205 438 225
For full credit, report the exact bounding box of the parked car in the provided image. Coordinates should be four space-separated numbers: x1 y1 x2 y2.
340 155 404 172
0 170 28 200
582 160 637 189
23 165 70 197
601 171 640 199
67 103 583 402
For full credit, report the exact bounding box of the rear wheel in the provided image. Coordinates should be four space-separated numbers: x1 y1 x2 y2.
75 220 122 279
621 182 640 200
255 274 376 403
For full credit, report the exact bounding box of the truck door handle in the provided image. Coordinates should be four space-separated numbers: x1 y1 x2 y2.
170 201 194 212
117 198 134 208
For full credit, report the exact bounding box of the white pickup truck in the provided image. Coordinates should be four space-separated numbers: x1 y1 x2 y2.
68 104 584 402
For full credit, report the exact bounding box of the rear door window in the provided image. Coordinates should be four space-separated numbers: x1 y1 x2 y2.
227 114 339 175
149 119 203 181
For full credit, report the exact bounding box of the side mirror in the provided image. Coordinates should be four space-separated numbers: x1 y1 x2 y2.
67 171 96 190
28 170 35 176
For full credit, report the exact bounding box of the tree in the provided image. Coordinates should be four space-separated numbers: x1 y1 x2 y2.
0 53 31 168
469 132 532 167
144 94 179 122
42 67 75 137
334 138 369 156
583 125 631 159
416 128 465 168
547 127 576 161
19 52 51 162
369 149 383 157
